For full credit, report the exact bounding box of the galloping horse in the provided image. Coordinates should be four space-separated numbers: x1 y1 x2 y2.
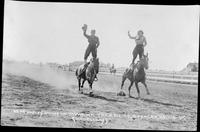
120 53 150 98
75 58 99 96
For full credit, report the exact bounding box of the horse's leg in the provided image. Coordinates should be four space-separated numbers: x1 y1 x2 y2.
128 80 134 97
78 78 81 92
141 80 150 95
135 82 140 99
88 80 93 96
90 82 93 95
81 79 86 88
80 79 86 94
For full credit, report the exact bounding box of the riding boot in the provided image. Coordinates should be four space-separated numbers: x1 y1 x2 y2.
129 62 135 70
84 59 87 64
81 62 89 75
126 62 134 75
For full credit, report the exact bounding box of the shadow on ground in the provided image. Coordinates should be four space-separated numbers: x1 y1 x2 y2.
83 92 125 102
129 95 182 107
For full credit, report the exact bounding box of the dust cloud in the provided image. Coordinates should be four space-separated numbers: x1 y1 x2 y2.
2 61 76 89
2 61 121 93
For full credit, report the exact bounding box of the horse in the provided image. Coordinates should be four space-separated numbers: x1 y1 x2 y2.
75 58 99 96
110 67 116 74
119 53 150 98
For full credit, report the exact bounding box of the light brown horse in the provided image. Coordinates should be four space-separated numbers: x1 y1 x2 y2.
75 58 99 96
120 53 150 98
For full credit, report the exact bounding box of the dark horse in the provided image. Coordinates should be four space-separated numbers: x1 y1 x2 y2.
120 53 150 98
75 58 99 96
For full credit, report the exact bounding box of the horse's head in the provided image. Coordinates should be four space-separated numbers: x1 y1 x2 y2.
140 53 149 69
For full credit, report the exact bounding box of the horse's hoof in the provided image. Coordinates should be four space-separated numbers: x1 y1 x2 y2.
78 90 83 94
117 91 126 96
89 92 93 96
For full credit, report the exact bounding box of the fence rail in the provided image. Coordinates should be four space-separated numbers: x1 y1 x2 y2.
115 69 198 80
55 65 198 85
98 71 198 85
101 67 198 84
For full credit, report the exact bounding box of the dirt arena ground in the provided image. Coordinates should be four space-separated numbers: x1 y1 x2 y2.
1 62 198 130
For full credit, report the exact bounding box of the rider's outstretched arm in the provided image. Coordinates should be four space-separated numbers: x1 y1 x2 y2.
128 31 136 39
83 30 89 39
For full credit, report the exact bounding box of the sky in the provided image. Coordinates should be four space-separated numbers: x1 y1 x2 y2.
3 1 199 71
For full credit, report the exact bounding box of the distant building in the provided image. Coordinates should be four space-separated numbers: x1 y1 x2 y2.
186 62 198 72
181 62 198 73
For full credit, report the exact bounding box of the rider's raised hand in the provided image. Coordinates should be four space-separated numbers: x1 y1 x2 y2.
82 24 87 32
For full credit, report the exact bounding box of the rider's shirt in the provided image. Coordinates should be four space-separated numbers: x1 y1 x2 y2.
84 32 99 47
88 36 99 46
135 35 146 46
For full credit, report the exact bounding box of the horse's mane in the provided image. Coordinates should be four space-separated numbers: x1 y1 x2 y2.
137 55 149 70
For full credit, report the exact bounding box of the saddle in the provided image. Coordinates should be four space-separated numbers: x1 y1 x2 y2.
81 62 98 81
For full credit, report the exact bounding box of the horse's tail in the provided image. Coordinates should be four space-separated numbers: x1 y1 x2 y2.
121 69 129 88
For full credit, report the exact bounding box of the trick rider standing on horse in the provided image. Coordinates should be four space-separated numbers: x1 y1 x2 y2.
128 30 147 70
82 24 100 80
